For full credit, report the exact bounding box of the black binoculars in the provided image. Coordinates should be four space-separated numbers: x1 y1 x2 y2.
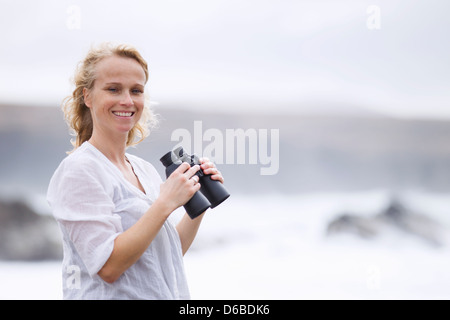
160 147 230 219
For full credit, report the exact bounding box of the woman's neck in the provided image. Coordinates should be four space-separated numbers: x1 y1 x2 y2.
88 131 128 166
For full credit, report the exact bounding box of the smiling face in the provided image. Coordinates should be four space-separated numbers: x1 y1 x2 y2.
83 55 147 142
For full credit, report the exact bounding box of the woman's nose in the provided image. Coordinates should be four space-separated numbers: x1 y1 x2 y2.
120 91 134 106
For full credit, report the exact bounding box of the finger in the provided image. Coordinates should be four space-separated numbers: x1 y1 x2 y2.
184 164 200 178
174 162 191 174
209 169 224 182
191 175 199 184
203 166 218 175
201 161 215 171
193 182 201 191
211 173 224 184
199 157 210 164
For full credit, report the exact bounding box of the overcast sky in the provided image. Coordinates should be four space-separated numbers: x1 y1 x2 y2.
0 0 449 118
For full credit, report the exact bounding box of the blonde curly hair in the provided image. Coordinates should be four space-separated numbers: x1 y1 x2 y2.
62 42 157 152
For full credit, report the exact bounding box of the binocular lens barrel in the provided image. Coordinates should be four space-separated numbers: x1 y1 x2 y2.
160 148 230 219
200 177 230 208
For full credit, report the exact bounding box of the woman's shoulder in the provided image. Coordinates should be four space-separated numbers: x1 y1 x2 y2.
54 142 109 177
47 143 113 200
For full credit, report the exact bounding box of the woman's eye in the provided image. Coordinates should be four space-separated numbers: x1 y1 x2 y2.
132 89 143 95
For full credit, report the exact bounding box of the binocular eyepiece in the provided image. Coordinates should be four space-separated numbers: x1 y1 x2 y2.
160 147 230 219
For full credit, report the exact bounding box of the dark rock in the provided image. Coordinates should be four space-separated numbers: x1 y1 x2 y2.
0 198 62 261
377 199 443 247
326 198 444 247
326 213 380 239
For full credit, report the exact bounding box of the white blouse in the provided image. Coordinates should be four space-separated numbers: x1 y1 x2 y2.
47 141 190 299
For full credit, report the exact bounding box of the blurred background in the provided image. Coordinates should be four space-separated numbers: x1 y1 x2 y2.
1 0 450 299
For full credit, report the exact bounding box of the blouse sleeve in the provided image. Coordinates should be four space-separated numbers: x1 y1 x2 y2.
47 159 123 277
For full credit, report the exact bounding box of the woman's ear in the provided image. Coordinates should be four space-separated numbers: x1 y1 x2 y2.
83 87 92 108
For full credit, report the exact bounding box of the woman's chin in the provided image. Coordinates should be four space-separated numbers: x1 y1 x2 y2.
108 127 133 139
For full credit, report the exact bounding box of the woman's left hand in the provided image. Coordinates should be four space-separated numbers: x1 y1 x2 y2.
200 157 224 184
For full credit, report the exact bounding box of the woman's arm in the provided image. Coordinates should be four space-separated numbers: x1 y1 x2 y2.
176 211 205 255
98 162 201 283
176 158 224 255
97 199 170 283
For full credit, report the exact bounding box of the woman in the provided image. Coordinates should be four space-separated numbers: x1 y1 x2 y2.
47 43 224 299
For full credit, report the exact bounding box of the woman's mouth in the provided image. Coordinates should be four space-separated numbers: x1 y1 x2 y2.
112 111 135 117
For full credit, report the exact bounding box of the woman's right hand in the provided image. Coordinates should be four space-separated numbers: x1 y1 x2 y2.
157 162 202 214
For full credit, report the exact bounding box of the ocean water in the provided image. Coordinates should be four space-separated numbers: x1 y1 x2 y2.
2 190 450 300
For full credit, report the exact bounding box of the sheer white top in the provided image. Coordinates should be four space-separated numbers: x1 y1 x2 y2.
47 142 190 299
